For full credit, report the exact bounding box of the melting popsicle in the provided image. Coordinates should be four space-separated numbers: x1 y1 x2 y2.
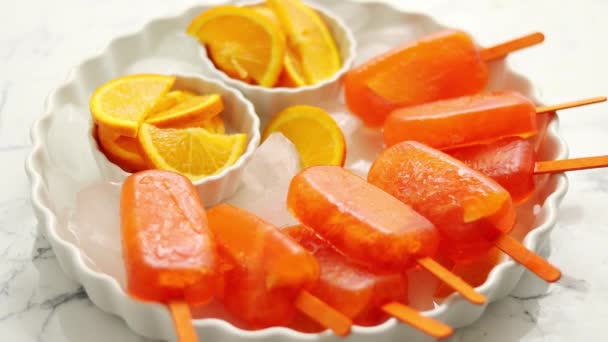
206 204 352 336
383 91 606 149
345 30 544 126
450 137 608 204
284 224 453 339
121 170 219 342
287 165 486 305
368 141 561 283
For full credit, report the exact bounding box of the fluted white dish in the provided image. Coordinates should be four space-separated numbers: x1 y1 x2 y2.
26 0 568 341
89 73 260 206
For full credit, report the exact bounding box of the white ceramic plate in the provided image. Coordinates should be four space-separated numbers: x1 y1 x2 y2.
26 0 568 341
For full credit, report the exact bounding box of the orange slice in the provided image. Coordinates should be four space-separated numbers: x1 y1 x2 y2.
90 74 176 137
187 6 286 87
202 115 226 134
96 124 147 172
262 105 345 167
150 90 197 114
145 94 223 128
138 123 247 181
277 45 307 87
253 5 307 87
266 0 341 84
171 114 226 134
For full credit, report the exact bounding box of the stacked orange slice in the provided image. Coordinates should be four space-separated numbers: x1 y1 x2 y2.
90 74 247 180
186 0 341 88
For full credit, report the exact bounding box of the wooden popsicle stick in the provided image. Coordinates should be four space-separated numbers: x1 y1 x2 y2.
382 302 453 339
480 32 545 62
416 257 486 305
493 234 561 282
536 96 607 114
294 290 352 337
168 301 198 342
535 155 608 174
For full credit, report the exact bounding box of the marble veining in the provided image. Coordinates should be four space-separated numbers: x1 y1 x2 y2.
2 0 608 341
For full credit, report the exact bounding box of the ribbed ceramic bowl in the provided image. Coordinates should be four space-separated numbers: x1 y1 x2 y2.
191 0 357 126
26 0 568 341
89 73 260 206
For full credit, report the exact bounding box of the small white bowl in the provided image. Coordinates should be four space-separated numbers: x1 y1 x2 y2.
89 73 260 206
192 0 357 126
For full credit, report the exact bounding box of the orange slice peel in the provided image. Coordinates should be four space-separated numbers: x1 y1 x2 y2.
90 74 176 137
266 0 341 84
96 124 147 172
262 105 346 167
145 94 224 128
138 123 247 181
187 6 286 87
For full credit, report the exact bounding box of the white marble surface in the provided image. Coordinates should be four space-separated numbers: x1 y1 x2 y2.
1 0 607 341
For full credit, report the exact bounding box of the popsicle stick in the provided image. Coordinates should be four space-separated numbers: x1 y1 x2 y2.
494 234 561 282
416 257 486 305
382 302 453 339
535 155 608 174
168 301 198 342
536 96 607 114
294 290 352 337
480 32 545 62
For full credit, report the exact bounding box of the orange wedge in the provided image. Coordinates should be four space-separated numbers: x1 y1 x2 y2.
253 5 307 88
145 94 223 128
266 0 341 84
138 123 247 181
187 6 286 87
149 90 197 114
90 74 175 137
262 105 345 167
96 124 147 172
277 46 307 87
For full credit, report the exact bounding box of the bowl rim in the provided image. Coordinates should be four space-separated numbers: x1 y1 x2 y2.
25 0 569 340
188 0 358 95
88 72 261 186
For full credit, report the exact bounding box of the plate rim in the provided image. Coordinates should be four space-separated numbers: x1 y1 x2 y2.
25 0 570 340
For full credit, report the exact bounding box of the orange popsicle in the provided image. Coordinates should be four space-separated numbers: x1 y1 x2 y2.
285 224 453 338
368 141 560 283
206 204 352 335
345 30 544 126
450 137 608 204
384 91 538 149
449 137 537 204
384 92 606 149
284 224 408 325
120 170 218 306
435 248 503 299
288 165 486 305
121 170 219 342
288 165 438 270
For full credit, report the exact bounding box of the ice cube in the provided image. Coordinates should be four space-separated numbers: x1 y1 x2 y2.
67 181 126 287
226 133 301 228
331 111 384 178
